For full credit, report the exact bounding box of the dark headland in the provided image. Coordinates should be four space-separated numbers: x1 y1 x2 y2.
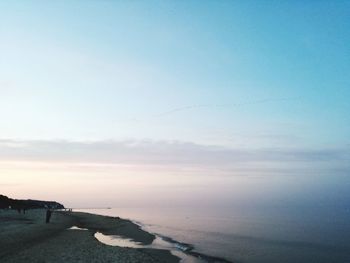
0 194 64 210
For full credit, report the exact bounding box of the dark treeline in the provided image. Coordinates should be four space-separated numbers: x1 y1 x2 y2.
0 194 64 210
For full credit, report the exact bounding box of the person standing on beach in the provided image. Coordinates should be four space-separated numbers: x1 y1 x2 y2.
46 208 52 223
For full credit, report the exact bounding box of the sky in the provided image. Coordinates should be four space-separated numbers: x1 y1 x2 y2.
0 1 349 207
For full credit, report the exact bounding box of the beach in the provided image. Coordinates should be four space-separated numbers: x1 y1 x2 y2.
0 209 179 263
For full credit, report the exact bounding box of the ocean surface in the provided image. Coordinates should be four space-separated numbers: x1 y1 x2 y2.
77 206 350 263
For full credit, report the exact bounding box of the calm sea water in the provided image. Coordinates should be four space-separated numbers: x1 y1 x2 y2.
77 206 350 263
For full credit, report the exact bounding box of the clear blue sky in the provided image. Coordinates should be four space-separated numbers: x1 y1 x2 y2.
0 1 349 205
1 1 349 148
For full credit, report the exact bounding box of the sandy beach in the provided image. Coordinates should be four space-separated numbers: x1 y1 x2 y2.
0 209 179 263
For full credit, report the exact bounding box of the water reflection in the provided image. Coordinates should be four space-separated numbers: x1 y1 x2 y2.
68 226 88 230
94 232 204 263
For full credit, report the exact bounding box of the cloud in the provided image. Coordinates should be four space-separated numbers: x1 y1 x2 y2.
0 138 348 176
154 97 301 117
117 97 302 124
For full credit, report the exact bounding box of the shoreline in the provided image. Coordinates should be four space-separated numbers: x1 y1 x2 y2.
0 209 179 262
76 209 233 263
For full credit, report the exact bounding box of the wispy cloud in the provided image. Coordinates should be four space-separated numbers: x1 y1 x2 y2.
154 97 302 117
0 139 348 176
116 97 302 123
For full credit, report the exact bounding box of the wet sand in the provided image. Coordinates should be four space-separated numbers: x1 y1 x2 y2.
0 209 179 263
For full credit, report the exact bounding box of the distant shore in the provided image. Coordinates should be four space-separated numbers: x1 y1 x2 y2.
0 209 179 263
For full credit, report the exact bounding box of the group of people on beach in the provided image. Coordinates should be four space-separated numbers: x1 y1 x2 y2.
8 204 54 223
15 207 27 214
5 204 73 224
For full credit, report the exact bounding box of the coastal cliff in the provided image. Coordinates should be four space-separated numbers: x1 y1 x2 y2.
0 194 64 210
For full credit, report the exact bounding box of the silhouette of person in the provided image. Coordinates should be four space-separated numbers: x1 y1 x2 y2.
46 209 52 223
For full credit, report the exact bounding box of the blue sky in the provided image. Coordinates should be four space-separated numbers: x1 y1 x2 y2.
0 1 349 205
1 0 349 146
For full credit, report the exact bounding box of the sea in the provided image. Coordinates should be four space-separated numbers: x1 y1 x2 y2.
76 205 350 263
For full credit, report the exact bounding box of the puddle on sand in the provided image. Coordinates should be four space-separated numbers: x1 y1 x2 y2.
95 232 205 263
68 226 89 231
95 232 144 247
